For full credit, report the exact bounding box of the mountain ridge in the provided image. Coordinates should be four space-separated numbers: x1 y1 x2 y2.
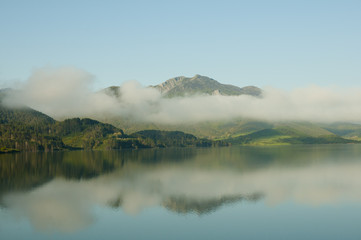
152 74 262 97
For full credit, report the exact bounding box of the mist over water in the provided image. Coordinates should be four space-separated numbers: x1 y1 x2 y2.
3 66 361 124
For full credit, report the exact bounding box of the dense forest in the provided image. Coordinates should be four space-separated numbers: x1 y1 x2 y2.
0 102 64 152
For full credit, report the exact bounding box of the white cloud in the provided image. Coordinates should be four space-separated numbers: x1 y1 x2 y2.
3 66 361 123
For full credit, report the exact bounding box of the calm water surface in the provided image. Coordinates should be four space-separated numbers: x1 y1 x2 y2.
1 145 361 239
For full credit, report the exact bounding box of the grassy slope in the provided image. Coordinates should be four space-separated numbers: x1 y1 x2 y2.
321 122 361 140
103 117 356 144
101 117 274 140
228 123 357 145
103 117 359 146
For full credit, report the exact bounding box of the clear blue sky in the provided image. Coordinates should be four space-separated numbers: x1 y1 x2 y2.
0 0 360 90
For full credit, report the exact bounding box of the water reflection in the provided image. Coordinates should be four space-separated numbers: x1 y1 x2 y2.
1 145 361 232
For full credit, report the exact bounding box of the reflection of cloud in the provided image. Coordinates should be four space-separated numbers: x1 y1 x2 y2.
4 181 91 232
3 178 119 233
255 164 361 206
4 161 361 232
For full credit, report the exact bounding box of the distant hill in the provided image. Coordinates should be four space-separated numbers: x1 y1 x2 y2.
152 74 262 97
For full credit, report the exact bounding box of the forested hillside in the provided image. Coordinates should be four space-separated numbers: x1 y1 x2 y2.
0 94 221 152
0 96 64 152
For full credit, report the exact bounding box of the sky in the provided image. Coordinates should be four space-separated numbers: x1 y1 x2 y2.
1 0 360 91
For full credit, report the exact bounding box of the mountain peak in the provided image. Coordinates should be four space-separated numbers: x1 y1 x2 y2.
153 75 261 97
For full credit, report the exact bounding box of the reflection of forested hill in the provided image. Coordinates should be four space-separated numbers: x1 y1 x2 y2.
0 148 199 198
0 152 117 197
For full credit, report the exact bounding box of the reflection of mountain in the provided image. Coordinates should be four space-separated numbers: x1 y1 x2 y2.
2 145 361 233
163 193 262 215
2 145 361 197
107 193 263 216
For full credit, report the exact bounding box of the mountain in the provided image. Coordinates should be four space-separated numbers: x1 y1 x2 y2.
102 74 262 98
101 86 121 98
2 74 361 148
99 75 361 145
153 74 262 97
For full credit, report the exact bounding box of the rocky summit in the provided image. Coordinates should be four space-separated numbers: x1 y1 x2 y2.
152 74 262 97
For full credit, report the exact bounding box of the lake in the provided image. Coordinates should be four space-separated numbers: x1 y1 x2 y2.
1 145 361 239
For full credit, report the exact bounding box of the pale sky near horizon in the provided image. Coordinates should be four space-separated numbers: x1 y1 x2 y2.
0 0 360 91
